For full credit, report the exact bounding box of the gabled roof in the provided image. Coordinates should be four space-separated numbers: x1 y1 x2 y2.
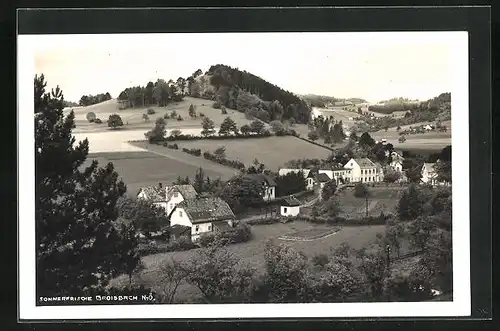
244 173 277 187
168 224 191 237
177 197 235 224
281 196 302 207
422 163 436 172
278 168 311 178
166 184 198 201
348 158 377 168
137 185 165 202
315 173 331 183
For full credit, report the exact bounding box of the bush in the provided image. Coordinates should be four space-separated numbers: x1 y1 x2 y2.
137 237 196 256
170 110 178 118
86 112 96 122
177 115 183 121
312 253 330 267
212 101 222 109
202 151 245 169
221 106 227 114
164 113 170 119
94 118 102 124
107 114 124 129
354 183 369 198
147 108 156 115
199 112 205 117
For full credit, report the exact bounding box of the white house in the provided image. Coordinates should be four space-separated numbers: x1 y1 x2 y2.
319 168 352 185
165 184 198 217
424 124 433 131
343 158 383 183
421 163 439 185
169 196 236 242
137 183 167 211
280 196 301 217
244 174 277 201
278 168 315 190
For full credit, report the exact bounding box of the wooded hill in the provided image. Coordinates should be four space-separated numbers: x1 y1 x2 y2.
115 64 313 124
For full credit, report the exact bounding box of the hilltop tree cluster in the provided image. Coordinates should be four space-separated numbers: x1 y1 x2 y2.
117 78 185 109
79 92 112 106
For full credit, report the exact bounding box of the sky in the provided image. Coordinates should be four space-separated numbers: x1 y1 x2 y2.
33 32 457 104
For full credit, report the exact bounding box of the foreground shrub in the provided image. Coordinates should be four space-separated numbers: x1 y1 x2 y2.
147 108 156 115
198 223 252 247
94 118 102 124
137 236 196 256
86 111 96 122
182 148 202 156
312 253 330 267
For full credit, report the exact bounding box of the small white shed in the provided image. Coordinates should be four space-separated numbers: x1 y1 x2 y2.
280 196 302 217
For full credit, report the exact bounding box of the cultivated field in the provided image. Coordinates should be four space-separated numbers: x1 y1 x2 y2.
110 222 391 303
81 151 237 196
173 136 333 170
370 120 451 153
68 97 254 134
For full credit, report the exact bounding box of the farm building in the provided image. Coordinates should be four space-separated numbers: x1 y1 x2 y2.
168 224 191 241
280 196 302 217
278 168 315 190
137 183 168 212
169 197 236 242
165 184 198 217
243 173 277 201
343 158 383 183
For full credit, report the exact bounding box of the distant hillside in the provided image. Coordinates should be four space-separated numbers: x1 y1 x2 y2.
79 92 112 107
301 94 340 108
115 64 312 124
368 94 449 115
63 100 79 108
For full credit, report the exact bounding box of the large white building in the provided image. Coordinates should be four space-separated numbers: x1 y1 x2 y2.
343 158 384 183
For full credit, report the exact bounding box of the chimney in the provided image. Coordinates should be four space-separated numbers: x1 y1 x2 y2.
158 182 163 188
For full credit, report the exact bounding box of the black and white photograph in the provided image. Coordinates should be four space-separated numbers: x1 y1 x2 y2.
18 10 478 320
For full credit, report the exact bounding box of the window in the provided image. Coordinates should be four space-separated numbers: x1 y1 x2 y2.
170 203 173 209
208 225 212 231
283 207 288 213
195 225 199 232
179 210 183 217
173 192 179 198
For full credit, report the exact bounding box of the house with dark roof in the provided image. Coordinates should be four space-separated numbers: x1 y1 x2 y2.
137 183 168 211
344 158 383 183
244 173 277 201
165 184 198 217
169 196 236 241
280 196 302 217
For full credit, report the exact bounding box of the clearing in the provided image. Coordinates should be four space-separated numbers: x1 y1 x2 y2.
172 136 332 170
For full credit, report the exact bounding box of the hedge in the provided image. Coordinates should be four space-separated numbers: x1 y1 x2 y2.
198 223 252 247
137 236 196 256
182 148 202 156
246 213 393 226
203 151 245 169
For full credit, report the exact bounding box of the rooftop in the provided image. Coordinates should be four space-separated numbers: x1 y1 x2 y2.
166 184 198 201
177 197 235 224
282 196 302 207
138 185 165 202
353 158 377 168
315 173 331 182
244 173 277 187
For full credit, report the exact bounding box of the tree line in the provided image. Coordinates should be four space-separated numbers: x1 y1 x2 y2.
368 93 451 115
79 92 112 106
117 78 185 109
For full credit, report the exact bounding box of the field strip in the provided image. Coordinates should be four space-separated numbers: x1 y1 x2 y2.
278 229 340 242
129 142 239 178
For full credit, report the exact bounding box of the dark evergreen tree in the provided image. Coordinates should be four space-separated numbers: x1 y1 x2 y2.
35 75 134 297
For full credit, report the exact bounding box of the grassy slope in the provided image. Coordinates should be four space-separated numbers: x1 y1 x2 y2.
71 97 254 133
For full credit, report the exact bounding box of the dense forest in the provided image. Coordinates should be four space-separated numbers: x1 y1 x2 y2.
63 100 79 108
79 92 112 106
206 64 311 123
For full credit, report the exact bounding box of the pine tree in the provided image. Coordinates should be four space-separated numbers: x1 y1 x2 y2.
35 75 134 297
